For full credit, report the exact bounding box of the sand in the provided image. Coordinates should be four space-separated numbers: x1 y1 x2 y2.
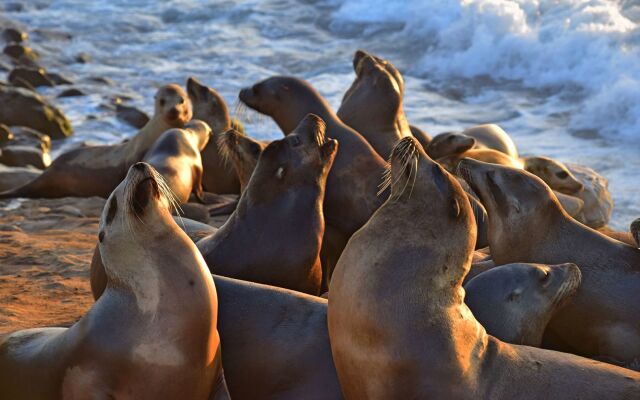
0 197 228 334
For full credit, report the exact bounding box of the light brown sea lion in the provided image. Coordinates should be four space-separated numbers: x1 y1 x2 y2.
464 262 581 347
463 123 519 158
197 114 337 295
426 131 476 159
186 77 240 194
328 137 640 399
217 128 268 193
0 163 230 399
337 50 411 159
438 148 523 171
459 158 640 366
214 275 342 400
0 84 191 199
142 119 212 204
521 156 583 193
239 76 387 283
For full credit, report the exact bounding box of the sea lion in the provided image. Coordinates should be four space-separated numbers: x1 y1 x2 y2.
328 137 640 399
142 119 212 203
0 84 191 199
186 76 240 194
464 262 582 347
337 50 411 159
197 114 337 295
217 128 268 193
521 156 583 193
214 275 342 400
0 163 230 399
459 158 640 365
427 125 519 160
438 148 523 171
239 76 387 281
426 131 476 159
632 218 640 247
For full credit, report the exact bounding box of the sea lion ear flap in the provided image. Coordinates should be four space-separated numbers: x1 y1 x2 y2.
321 139 339 161
450 197 462 219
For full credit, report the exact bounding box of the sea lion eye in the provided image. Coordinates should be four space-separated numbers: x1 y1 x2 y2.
556 171 569 179
178 97 184 104
291 136 301 147
508 290 521 302
539 269 551 283
159 98 166 107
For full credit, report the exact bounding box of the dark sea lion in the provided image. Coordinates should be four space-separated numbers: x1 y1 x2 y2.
143 119 212 203
459 158 640 365
197 114 337 295
214 275 342 400
426 131 477 159
465 262 582 347
0 84 192 199
337 50 411 159
186 77 240 194
217 128 268 193
0 163 230 399
632 218 640 247
328 137 640 399
239 76 387 281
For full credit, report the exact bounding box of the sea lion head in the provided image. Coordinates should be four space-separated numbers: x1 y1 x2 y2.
427 132 476 159
239 76 326 134
631 218 640 248
465 262 581 345
183 119 213 151
186 77 230 134
155 84 192 127
523 156 583 194
338 50 404 130
379 137 476 285
244 113 338 202
218 129 267 192
457 158 566 246
98 163 181 278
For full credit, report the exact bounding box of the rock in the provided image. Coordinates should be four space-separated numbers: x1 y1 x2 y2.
2 28 28 44
565 163 614 229
56 205 85 218
0 124 13 145
46 72 72 85
116 104 149 129
0 59 10 71
0 145 51 169
74 52 91 64
7 126 51 152
3 44 40 67
0 163 41 191
57 88 85 98
85 76 113 86
0 86 73 139
8 67 54 88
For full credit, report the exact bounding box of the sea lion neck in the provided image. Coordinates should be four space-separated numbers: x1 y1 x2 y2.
125 116 176 163
275 91 339 135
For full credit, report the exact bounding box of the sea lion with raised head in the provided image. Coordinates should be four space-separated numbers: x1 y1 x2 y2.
142 119 212 203
240 76 387 281
187 77 240 194
0 163 230 399
328 137 640 399
337 50 411 159
464 262 581 347
459 158 640 365
0 84 192 199
197 114 337 295
217 128 268 193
